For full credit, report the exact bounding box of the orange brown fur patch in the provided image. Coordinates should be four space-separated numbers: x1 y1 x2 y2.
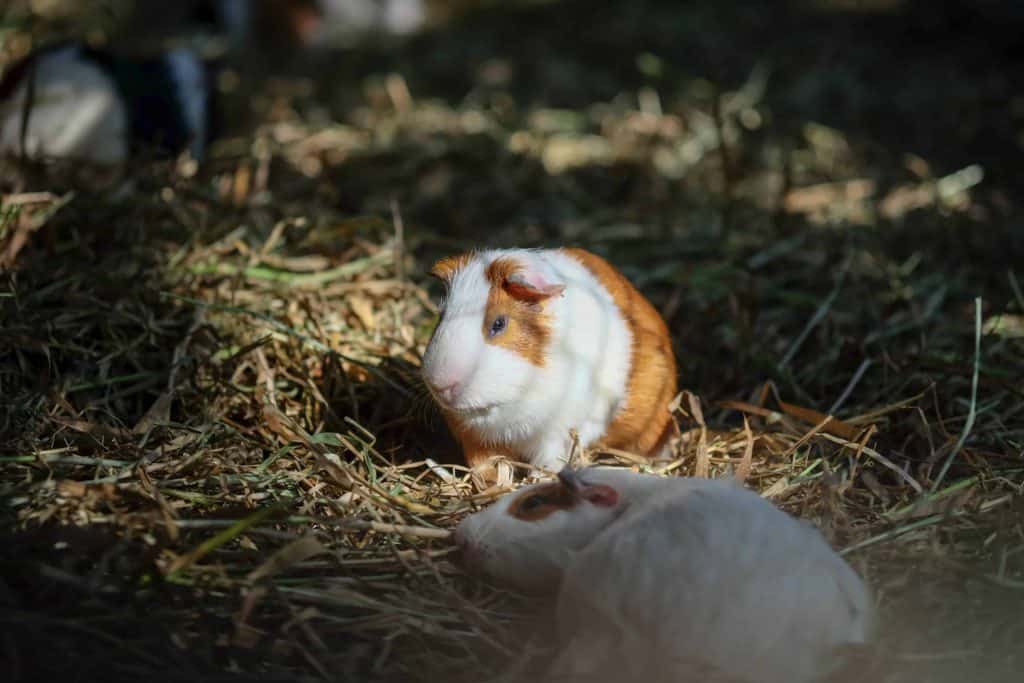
443 412 518 469
482 256 556 367
507 482 577 521
560 247 679 458
484 256 522 290
429 252 473 283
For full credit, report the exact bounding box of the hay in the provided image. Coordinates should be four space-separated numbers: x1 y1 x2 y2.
3 1 1024 681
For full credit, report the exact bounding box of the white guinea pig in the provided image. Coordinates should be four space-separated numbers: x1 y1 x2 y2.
420 248 677 476
453 466 875 683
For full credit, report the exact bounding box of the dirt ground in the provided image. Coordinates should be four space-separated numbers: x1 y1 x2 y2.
2 1 1023 681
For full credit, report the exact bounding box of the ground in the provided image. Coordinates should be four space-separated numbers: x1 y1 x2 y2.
1 1 1023 681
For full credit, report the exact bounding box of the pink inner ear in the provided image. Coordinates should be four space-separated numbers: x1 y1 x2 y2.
504 270 566 303
581 484 619 508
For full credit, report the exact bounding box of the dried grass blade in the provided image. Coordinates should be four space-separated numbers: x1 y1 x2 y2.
777 400 862 440
686 392 710 478
166 505 283 576
735 415 754 484
931 296 982 492
817 432 923 493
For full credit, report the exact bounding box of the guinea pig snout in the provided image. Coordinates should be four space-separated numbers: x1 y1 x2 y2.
452 524 471 555
452 525 467 551
433 380 462 405
452 524 482 569
422 335 477 407
423 364 467 406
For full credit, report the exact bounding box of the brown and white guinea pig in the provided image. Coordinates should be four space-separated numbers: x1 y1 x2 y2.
420 248 678 475
453 466 875 683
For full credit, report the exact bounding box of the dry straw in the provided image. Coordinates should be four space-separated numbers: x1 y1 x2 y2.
2 3 1024 680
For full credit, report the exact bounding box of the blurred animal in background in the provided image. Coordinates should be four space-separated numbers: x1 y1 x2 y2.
0 40 216 167
121 0 433 55
453 466 876 683
421 247 678 483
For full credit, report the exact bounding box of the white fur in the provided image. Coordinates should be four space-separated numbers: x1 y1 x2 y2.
311 0 427 44
455 467 875 683
0 45 128 164
453 467 672 593
421 248 633 471
165 49 208 161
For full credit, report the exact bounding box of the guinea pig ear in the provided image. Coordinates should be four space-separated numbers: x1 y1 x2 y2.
503 269 566 304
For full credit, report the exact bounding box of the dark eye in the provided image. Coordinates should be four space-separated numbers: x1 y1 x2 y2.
489 315 508 337
518 494 551 512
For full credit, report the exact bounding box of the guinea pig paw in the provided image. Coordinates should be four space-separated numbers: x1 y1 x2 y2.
493 458 515 487
469 456 515 492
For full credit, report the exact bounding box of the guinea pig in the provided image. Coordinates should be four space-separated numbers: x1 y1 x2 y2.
420 248 677 477
0 41 215 166
453 466 875 683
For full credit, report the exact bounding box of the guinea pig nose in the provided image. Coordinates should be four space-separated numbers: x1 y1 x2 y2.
452 526 477 566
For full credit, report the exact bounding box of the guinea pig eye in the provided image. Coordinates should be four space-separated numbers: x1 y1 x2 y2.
488 315 508 337
518 493 551 512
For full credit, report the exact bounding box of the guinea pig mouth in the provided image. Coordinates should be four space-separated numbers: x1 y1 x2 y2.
439 401 501 419
423 377 505 417
455 541 491 573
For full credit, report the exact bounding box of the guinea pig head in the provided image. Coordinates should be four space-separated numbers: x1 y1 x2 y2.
420 251 565 419
452 466 623 593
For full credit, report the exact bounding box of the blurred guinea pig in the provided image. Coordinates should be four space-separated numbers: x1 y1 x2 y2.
420 248 678 478
453 466 875 683
0 40 215 167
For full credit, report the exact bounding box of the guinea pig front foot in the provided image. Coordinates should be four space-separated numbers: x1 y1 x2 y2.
468 455 515 491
